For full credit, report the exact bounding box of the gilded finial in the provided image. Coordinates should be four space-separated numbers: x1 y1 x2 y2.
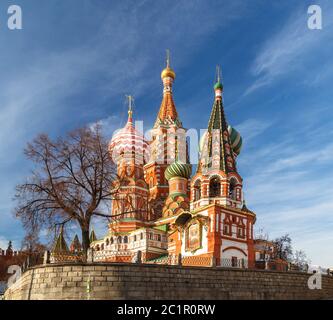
126 95 134 122
214 65 223 91
161 50 176 80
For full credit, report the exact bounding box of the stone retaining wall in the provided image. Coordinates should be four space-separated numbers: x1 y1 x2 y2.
4 263 333 300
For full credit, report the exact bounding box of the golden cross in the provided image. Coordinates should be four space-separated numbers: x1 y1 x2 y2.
166 49 170 68
126 95 134 119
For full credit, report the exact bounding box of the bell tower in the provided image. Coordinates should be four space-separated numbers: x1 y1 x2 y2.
191 67 243 210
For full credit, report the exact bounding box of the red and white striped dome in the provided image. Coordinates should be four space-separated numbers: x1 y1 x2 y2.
109 110 150 164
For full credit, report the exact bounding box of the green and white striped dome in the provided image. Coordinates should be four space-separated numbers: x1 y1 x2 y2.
228 125 242 156
165 160 192 181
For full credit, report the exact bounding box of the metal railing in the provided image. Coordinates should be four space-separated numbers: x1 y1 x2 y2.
21 252 44 272
220 258 248 268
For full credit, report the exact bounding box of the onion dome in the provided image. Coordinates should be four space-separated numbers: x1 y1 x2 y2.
165 159 192 181
228 125 242 156
109 97 150 163
214 81 223 91
161 66 176 80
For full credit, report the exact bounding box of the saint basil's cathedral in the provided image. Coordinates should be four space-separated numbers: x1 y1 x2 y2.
87 56 256 268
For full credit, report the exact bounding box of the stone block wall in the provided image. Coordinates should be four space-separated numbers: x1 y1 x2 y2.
4 263 333 300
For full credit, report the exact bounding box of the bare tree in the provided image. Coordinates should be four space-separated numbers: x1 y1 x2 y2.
293 250 311 271
21 229 46 254
15 125 118 254
272 234 293 262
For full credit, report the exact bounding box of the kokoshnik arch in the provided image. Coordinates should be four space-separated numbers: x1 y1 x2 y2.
55 54 256 268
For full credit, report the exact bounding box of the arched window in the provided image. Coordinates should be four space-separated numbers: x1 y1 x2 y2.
110 237 114 244
123 236 128 244
101 243 104 251
194 180 201 201
229 178 237 200
106 238 109 246
117 236 122 244
209 177 221 197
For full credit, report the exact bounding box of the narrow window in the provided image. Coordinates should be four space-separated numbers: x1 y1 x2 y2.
229 178 237 200
194 180 201 201
209 177 221 197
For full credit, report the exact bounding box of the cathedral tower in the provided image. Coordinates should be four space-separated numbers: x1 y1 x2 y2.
144 52 187 218
109 97 151 231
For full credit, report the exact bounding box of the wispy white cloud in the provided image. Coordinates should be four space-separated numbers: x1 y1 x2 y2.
235 118 273 143
241 110 333 266
245 4 333 95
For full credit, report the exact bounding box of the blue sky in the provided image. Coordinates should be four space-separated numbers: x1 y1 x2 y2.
0 0 332 266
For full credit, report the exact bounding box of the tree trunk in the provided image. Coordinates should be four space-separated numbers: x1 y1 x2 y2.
81 228 90 255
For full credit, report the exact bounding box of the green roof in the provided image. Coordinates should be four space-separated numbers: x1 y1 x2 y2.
154 224 168 232
146 254 168 262
214 81 223 90
52 227 69 253
197 85 238 174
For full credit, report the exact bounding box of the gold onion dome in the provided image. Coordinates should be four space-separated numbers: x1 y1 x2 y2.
165 160 192 181
161 66 176 80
